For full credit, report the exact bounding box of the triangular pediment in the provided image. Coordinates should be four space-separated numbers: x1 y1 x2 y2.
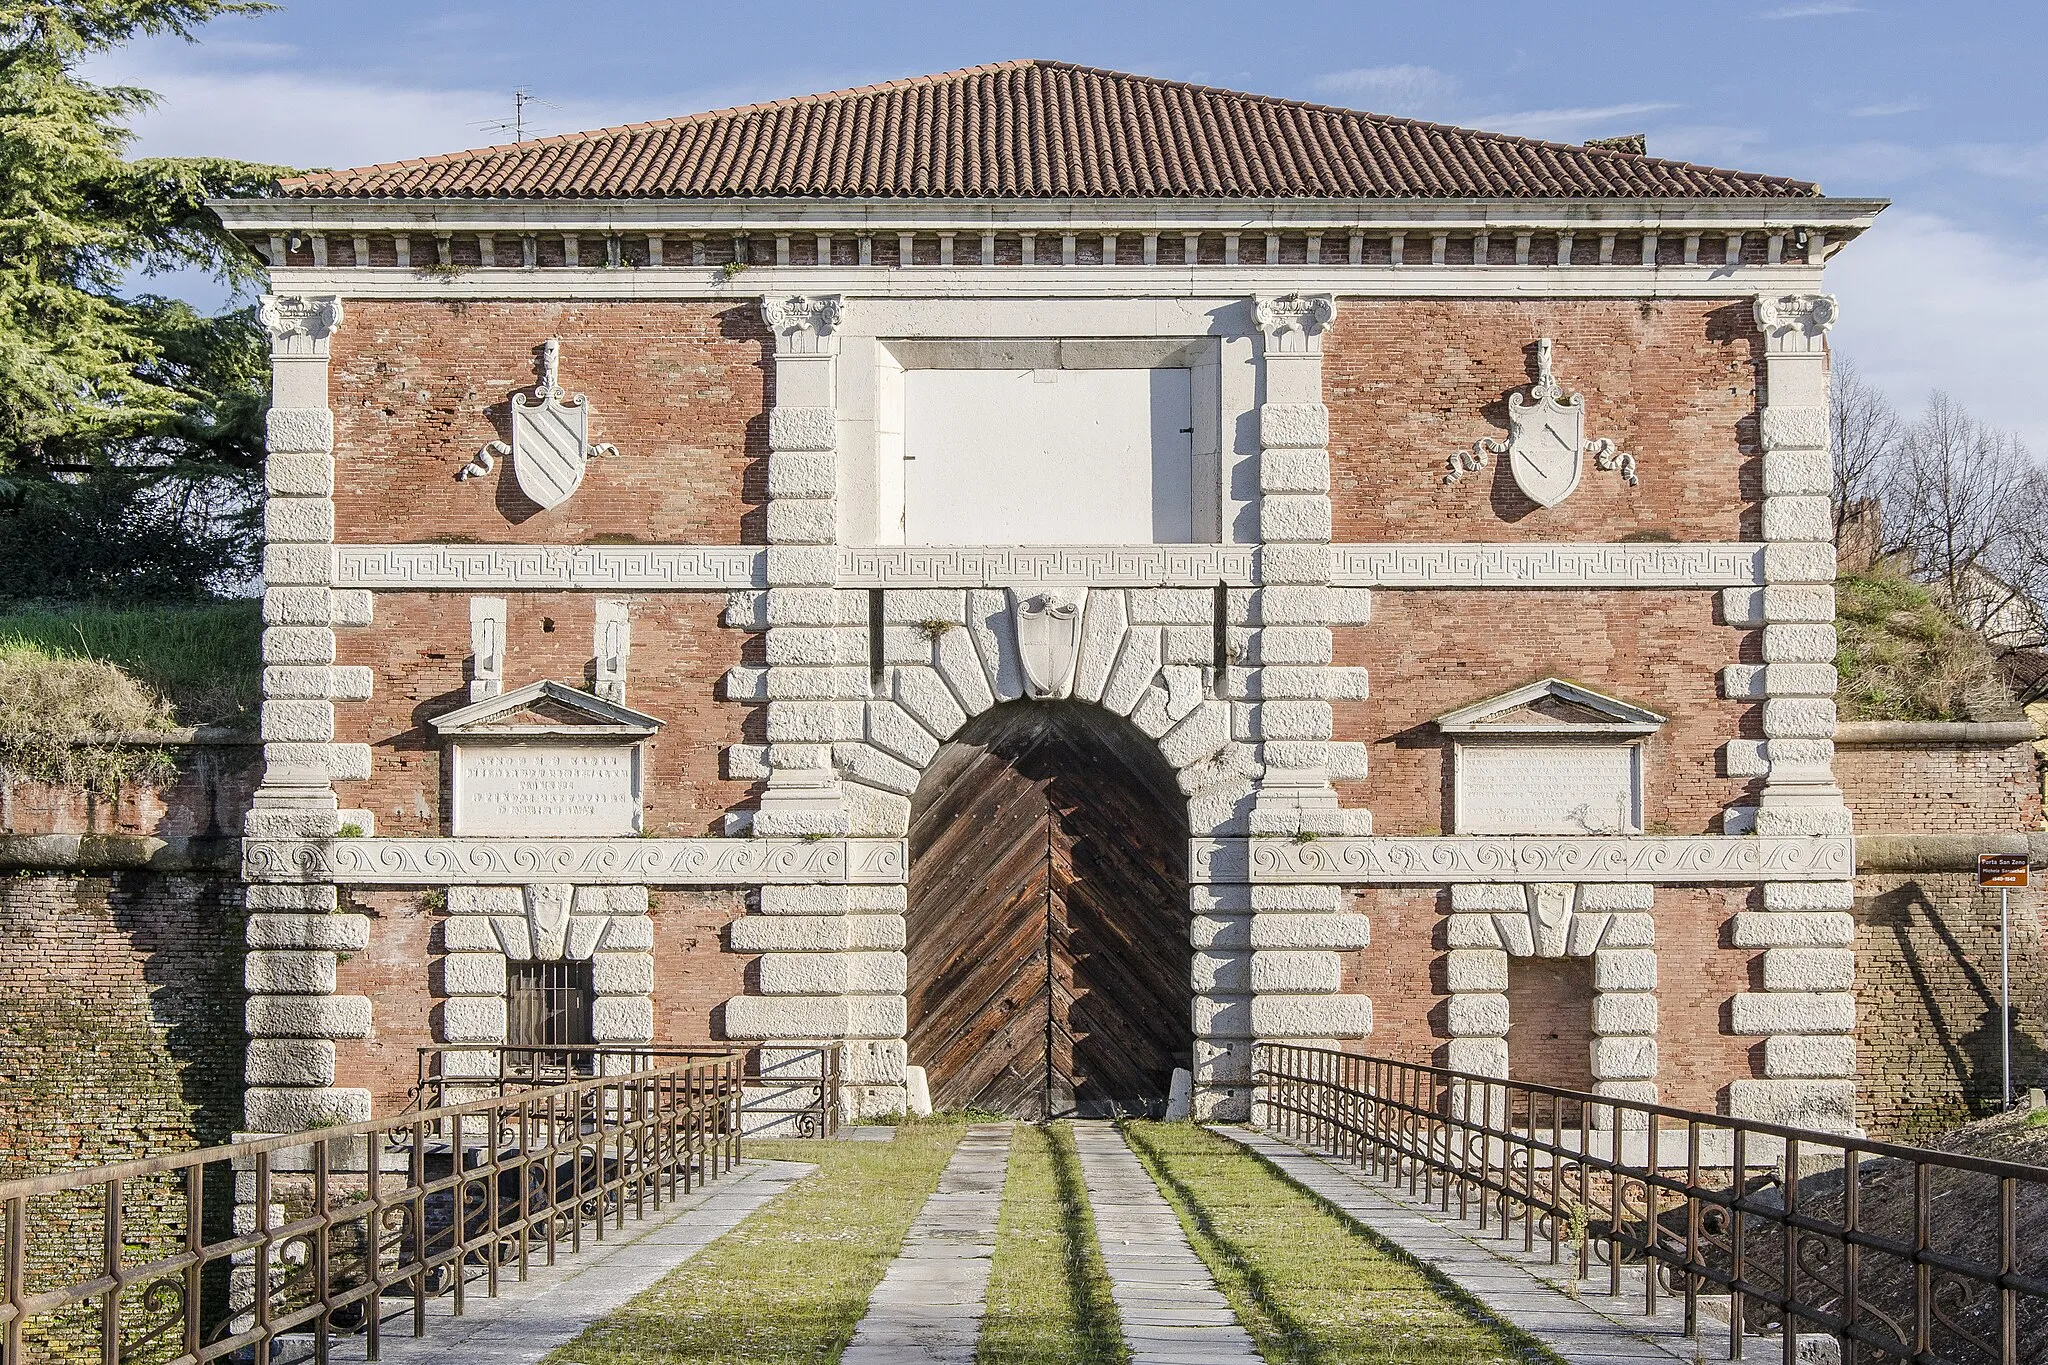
430 680 661 738
1435 678 1664 736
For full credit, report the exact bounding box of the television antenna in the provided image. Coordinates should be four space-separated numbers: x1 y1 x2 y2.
475 89 559 143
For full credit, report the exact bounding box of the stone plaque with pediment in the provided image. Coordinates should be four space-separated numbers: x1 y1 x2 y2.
1435 678 1665 837
430 680 662 837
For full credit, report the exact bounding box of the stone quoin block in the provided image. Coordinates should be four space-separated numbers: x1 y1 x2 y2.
263 543 334 587
265 498 335 544
260 700 335 743
1733 912 1857 947
1763 624 1839 664
1259 448 1331 493
440 996 507 1043
1193 994 1254 1039
1444 948 1510 992
1731 992 1857 1035
1592 993 1660 1036
865 700 942 767
246 913 367 951
764 626 866 667
1259 494 1332 543
766 699 866 743
1192 950 1252 993
722 995 908 1040
1446 1039 1509 1077
1250 993 1372 1038
246 995 371 1039
1248 950 1343 993
1446 915 1504 948
243 950 336 995
1762 447 1833 496
1762 947 1857 992
728 914 907 953
1246 913 1371 950
1128 589 1211 625
766 452 837 498
764 545 836 586
1727 1079 1857 1130
1763 496 1833 543
440 951 507 996
1190 914 1254 950
1763 1034 1857 1078
763 587 856 627
244 1087 371 1134
1763 585 1836 623
244 1038 337 1088
1451 884 1526 912
1258 401 1331 449
448 885 523 916
1592 949 1658 993
1447 993 1510 1038
1763 542 1836 585
261 626 336 666
592 997 655 1042
1764 663 1839 696
765 498 838 545
265 452 336 497
1591 1036 1659 1081
596 917 655 951
756 951 907 996
1763 882 1856 911
1763 698 1837 739
1257 543 1331 584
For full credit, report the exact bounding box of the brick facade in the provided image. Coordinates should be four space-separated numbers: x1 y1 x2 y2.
1836 739 2043 833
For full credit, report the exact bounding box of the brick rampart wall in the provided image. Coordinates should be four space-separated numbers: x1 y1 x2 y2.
1837 740 2043 834
0 743 260 838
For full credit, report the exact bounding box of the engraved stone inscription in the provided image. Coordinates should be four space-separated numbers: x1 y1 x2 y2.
453 744 643 836
1455 742 1641 836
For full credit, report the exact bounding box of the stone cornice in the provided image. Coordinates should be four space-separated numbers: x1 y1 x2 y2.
211 195 1887 234
255 264 1832 302
332 542 1764 591
1193 835 1856 884
242 837 908 884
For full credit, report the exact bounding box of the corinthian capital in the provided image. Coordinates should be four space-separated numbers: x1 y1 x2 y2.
1753 293 1838 355
1254 292 1336 355
760 294 843 356
258 294 344 359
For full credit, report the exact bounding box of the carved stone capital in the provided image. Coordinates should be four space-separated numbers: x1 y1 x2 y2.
761 294 843 355
1753 293 1838 355
1253 293 1336 354
259 295 343 359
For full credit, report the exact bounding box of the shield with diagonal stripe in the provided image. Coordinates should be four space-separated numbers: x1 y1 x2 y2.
509 394 591 511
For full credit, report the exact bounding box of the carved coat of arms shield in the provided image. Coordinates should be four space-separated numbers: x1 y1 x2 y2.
510 391 593 512
1011 588 1085 699
1506 382 1585 510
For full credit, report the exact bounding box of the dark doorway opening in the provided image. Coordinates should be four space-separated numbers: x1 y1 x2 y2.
906 701 1192 1119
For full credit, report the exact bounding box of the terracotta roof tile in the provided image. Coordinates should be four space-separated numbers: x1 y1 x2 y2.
278 61 1820 201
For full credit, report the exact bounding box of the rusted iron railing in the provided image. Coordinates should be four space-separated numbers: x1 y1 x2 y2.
417 1042 844 1138
1254 1044 2048 1365
0 1054 742 1364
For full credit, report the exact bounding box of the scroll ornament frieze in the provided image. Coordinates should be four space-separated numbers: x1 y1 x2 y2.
1189 835 1855 884
1443 339 1637 508
242 837 909 885
458 338 619 510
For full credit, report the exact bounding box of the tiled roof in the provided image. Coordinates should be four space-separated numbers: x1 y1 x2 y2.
278 61 1820 202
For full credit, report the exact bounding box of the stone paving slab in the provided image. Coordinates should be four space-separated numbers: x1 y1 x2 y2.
839 1123 1012 1365
1070 1122 1262 1365
311 1158 813 1365
1220 1128 1727 1365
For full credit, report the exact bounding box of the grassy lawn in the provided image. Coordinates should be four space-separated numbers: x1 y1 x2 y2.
0 600 261 726
1122 1122 1559 1365
979 1123 1125 1365
544 1121 965 1364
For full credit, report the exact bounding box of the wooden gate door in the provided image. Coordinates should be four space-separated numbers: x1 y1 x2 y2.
907 702 1191 1119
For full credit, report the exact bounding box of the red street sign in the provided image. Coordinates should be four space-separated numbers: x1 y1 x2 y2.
1978 853 2030 888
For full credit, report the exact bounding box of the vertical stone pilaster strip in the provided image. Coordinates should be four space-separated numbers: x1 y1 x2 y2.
756 294 855 838
1730 292 1858 1133
243 295 374 1135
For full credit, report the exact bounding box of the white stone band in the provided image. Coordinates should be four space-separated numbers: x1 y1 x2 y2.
243 836 908 884
1194 835 1855 884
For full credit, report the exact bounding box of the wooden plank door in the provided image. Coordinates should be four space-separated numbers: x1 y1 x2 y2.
907 702 1191 1119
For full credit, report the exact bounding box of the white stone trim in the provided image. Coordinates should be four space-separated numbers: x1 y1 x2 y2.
242 836 907 884
1193 834 1855 884
329 541 1768 591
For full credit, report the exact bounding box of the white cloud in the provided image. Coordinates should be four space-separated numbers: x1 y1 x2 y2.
1470 101 1681 140
1310 64 1459 115
1848 99 1928 118
1828 210 2048 456
1760 3 1864 17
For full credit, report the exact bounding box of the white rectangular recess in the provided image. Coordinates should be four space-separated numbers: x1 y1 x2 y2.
1453 740 1646 836
860 336 1225 546
450 742 646 836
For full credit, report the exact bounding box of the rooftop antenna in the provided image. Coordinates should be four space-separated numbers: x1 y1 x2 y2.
475 88 559 143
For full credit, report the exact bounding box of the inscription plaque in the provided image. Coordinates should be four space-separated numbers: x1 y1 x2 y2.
452 744 644 836
1455 742 1642 836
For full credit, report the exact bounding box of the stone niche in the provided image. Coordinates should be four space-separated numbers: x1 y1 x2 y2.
1435 679 1665 836
429 680 662 836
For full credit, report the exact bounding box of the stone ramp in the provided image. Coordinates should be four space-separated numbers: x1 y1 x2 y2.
1223 1128 1717 1364
1069 1122 1261 1365
840 1123 1012 1365
308 1158 811 1365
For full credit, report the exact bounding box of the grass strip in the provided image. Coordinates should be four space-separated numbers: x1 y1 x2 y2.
979 1123 1127 1365
1122 1121 1561 1365
0 600 261 726
544 1121 965 1364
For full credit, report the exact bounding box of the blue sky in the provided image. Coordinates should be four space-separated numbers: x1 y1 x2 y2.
93 0 2048 450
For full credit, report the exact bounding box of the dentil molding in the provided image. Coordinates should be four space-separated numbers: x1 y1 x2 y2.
243 837 908 884
331 542 1766 591
1191 835 1855 884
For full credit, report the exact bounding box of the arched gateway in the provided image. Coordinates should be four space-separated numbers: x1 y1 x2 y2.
907 702 1192 1119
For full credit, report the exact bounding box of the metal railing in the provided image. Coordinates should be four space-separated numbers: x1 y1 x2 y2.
1255 1044 2048 1365
0 1054 742 1364
417 1043 844 1139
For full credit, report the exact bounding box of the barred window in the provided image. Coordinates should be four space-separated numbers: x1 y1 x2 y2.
507 960 594 1048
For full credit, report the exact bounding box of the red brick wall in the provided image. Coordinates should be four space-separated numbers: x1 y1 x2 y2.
1325 298 1762 543
1837 741 2043 833
1656 887 1761 1112
1505 956 1596 1092
334 591 757 835
1342 887 1444 1064
1 747 260 838
333 887 755 1113
328 300 769 545
1335 590 1757 835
